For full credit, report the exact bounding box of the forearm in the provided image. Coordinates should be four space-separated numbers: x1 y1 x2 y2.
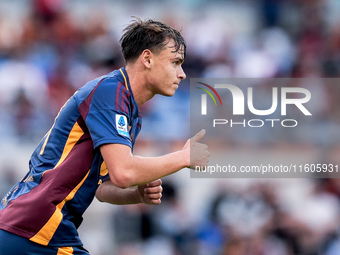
129 150 188 185
113 149 188 188
96 180 141 205
100 130 209 189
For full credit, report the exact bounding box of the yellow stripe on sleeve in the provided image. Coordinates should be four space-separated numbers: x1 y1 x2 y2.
100 161 108 176
57 246 74 255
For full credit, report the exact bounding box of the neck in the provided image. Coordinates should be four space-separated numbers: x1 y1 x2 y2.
125 64 154 106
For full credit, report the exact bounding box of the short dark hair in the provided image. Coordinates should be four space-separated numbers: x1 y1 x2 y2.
120 17 186 63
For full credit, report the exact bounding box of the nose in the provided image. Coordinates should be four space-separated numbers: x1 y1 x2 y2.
178 66 186 80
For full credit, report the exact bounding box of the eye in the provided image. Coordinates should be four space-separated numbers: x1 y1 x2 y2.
173 60 183 66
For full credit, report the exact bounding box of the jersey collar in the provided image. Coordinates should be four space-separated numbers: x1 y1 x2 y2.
119 67 131 92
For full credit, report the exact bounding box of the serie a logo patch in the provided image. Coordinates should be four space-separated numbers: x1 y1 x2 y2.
116 115 129 138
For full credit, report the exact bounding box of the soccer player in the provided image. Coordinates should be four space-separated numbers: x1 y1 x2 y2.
0 17 209 254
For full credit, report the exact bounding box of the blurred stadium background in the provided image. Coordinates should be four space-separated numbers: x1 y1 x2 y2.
1 0 340 254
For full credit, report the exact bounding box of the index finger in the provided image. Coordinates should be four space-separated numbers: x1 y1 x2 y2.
146 179 162 187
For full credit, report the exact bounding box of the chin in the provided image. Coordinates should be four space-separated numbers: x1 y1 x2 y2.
168 89 177 97
159 89 177 97
163 91 176 97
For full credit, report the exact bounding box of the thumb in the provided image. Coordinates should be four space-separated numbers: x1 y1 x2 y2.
191 129 206 142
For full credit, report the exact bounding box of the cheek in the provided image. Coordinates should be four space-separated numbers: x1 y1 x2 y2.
165 65 176 77
152 63 175 84
153 65 166 77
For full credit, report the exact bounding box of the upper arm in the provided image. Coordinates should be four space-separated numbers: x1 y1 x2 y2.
100 143 134 188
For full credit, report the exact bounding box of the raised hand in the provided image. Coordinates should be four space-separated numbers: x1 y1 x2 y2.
182 129 210 169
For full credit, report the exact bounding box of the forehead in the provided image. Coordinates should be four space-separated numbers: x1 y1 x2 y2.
160 39 185 59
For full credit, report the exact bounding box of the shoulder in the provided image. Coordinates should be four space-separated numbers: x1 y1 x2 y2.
88 77 132 116
76 70 128 100
94 76 131 104
76 69 133 116
94 69 130 96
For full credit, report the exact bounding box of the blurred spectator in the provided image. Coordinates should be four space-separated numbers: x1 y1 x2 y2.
0 165 16 199
12 88 34 140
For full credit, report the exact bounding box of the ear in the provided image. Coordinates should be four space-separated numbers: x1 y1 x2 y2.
141 49 152 68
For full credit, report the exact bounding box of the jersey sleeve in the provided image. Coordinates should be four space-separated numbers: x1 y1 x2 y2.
84 77 132 149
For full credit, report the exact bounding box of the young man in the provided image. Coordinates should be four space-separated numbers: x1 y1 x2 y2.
0 17 209 254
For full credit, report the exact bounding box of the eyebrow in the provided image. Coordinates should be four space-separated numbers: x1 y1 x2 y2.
168 44 185 61
173 57 184 64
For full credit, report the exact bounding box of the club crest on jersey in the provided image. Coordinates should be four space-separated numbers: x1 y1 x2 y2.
116 115 129 138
